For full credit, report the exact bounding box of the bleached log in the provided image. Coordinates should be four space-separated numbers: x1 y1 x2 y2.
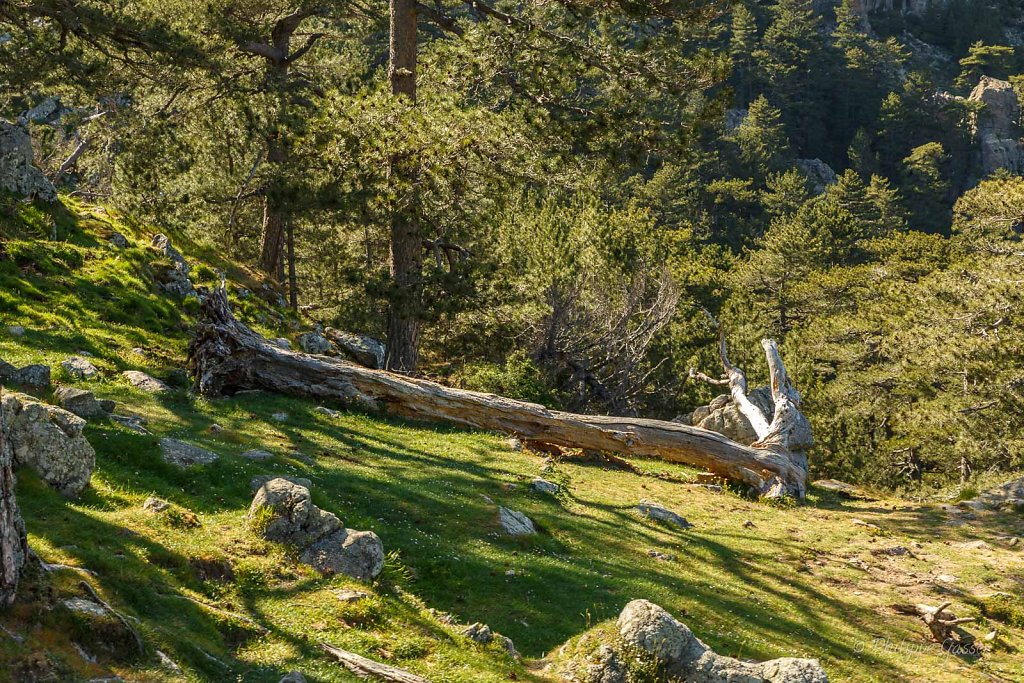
320 642 431 682
188 287 809 497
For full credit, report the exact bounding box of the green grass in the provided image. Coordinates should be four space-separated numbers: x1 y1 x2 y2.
1 197 1023 682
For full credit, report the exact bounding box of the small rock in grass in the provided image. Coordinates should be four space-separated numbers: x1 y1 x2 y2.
464 623 493 644
110 414 149 434
240 449 274 462
208 423 224 434
872 546 910 557
334 589 369 603
271 412 288 422
507 437 523 451
6 325 24 336
159 438 219 468
500 483 518 492
269 338 291 350
637 500 692 529
156 651 182 674
5 363 51 389
62 356 99 379
498 507 535 536
143 497 170 513
278 674 307 683
647 550 677 562
314 406 341 418
122 370 171 393
742 520 756 529
108 232 129 249
479 494 495 504
531 477 559 495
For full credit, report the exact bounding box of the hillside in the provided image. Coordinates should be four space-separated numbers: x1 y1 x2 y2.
0 200 1022 682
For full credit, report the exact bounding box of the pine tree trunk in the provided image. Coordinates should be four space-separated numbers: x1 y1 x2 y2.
0 390 28 606
385 0 422 373
258 118 289 277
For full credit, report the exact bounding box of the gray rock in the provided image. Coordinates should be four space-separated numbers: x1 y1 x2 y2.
795 158 837 195
298 331 333 355
3 392 95 497
110 414 149 434
678 386 812 454
334 589 369 602
143 497 170 512
249 478 383 580
464 622 493 643
250 474 313 494
617 600 828 682
300 528 384 580
325 328 386 368
6 325 24 336
0 361 51 389
970 76 1024 176
269 337 291 350
150 233 195 298
250 478 344 547
240 449 274 462
159 438 219 468
271 412 288 422
647 550 677 562
54 387 112 420
498 507 536 536
579 644 627 683
637 500 692 529
531 477 560 495
278 674 307 683
61 596 139 663
0 120 57 201
108 232 128 249
122 370 172 393
314 406 341 418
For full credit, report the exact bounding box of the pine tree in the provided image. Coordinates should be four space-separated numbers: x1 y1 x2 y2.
901 142 951 231
729 2 760 106
733 95 793 179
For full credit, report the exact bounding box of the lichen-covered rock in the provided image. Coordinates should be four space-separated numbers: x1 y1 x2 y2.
240 449 274 461
531 477 560 495
61 356 98 380
325 328 386 368
61 597 140 663
54 387 113 420
970 76 1024 176
150 233 195 298
122 370 172 393
498 507 536 536
158 438 219 468
0 360 51 389
300 528 384 580
637 500 692 529
249 478 383 580
3 392 95 497
616 600 828 682
298 331 333 355
0 120 56 201
251 478 343 547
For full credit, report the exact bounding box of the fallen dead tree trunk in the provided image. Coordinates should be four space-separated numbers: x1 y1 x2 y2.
188 287 810 497
320 642 430 682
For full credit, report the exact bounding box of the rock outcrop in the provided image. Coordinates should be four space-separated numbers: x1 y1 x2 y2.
559 600 828 683
150 234 195 298
2 392 95 497
498 507 536 536
0 121 56 201
249 478 384 580
969 76 1024 177
61 356 98 380
298 331 333 355
795 158 837 195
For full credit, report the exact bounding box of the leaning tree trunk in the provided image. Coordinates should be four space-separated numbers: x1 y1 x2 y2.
0 389 28 606
189 288 811 497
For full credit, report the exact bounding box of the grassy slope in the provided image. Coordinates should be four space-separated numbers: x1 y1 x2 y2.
0 197 1022 682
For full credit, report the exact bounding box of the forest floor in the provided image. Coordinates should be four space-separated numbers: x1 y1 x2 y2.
0 197 1021 682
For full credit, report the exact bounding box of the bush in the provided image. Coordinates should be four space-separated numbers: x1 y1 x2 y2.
458 350 556 406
